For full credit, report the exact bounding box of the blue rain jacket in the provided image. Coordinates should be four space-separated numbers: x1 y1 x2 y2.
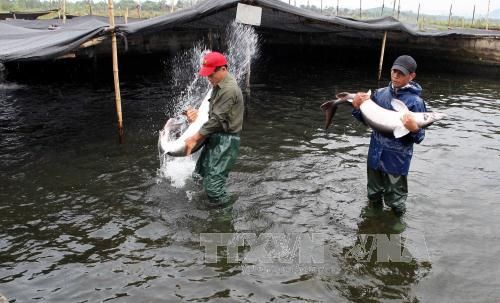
352 81 427 176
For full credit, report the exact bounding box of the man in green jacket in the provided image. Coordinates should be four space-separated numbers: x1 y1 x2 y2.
185 51 244 207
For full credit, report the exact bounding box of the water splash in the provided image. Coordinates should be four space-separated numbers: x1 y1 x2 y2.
225 22 260 88
158 21 260 188
0 64 25 92
158 156 198 188
165 42 210 115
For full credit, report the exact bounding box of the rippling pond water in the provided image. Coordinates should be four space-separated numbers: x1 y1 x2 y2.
1 61 499 302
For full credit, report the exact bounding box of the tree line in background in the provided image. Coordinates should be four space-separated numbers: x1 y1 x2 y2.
1 0 498 29
0 0 204 13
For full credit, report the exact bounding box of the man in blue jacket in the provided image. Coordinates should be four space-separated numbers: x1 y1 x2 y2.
352 55 426 217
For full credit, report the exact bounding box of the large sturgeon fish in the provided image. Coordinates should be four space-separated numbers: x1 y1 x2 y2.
320 91 447 138
159 88 211 157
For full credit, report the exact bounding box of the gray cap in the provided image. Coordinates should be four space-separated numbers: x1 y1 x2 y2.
391 55 417 75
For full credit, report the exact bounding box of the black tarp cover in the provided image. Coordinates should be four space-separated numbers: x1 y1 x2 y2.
0 16 109 62
0 10 57 21
1 0 499 63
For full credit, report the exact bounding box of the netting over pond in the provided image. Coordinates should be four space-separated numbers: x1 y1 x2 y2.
1 0 499 62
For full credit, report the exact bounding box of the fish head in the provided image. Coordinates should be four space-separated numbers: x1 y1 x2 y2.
162 116 189 141
418 111 447 128
335 90 370 101
425 112 447 123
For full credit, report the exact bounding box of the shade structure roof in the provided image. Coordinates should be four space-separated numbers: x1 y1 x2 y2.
1 0 499 62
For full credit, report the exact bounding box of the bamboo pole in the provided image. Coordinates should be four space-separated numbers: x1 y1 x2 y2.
359 0 362 19
397 0 400 19
208 28 213 49
392 0 396 17
471 4 475 27
88 0 93 16
336 0 339 15
245 64 251 95
377 31 388 81
381 0 385 16
62 0 66 23
107 0 124 143
417 3 420 22
124 7 128 23
448 3 452 29
486 0 490 30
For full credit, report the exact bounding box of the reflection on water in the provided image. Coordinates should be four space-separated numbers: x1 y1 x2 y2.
0 62 499 302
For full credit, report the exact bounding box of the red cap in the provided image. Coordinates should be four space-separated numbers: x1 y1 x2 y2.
199 52 227 76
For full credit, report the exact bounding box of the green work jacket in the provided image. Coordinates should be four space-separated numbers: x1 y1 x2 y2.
199 73 244 136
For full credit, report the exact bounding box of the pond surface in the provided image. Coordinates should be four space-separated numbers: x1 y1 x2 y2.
1 61 499 302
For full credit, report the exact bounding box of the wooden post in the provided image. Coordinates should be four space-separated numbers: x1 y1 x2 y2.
320 0 323 14
448 3 452 29
377 31 387 81
124 7 128 24
107 0 124 143
381 0 384 16
336 0 339 15
62 0 66 23
397 0 400 19
208 28 213 49
471 4 475 27
486 0 490 30
245 64 251 95
417 3 420 22
392 0 396 17
88 0 93 15
359 0 362 19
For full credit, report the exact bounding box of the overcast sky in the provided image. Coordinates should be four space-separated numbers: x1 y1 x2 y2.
282 0 499 17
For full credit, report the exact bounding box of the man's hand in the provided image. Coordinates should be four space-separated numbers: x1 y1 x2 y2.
185 106 198 123
185 132 205 155
352 92 371 109
401 113 420 133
